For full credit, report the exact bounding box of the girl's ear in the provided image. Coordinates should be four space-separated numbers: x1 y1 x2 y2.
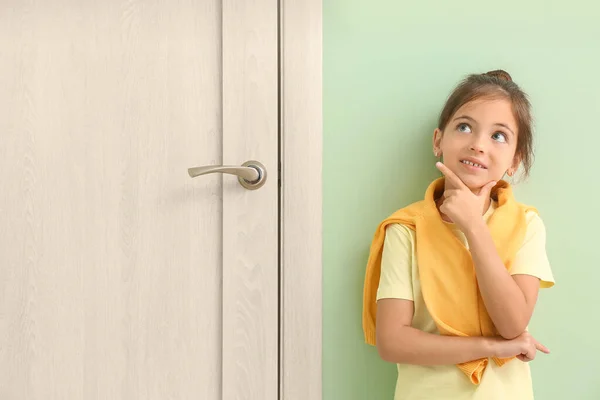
508 155 521 176
432 128 443 156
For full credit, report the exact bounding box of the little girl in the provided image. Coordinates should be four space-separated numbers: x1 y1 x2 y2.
362 70 555 399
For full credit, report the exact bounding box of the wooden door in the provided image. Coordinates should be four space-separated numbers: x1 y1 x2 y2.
0 1 278 399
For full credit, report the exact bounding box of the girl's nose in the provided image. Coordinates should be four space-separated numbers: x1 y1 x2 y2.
469 136 486 153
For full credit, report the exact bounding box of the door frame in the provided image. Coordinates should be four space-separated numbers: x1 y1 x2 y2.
280 0 322 399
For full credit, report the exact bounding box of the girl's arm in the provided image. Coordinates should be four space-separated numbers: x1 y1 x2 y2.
377 298 499 365
464 221 540 340
376 298 549 365
434 162 543 341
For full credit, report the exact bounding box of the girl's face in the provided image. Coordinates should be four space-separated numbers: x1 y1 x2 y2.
433 97 520 191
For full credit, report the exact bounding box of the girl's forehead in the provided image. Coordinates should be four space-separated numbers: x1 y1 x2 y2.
457 97 513 114
453 98 517 124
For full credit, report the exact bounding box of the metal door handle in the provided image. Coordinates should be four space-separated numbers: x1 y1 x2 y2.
187 160 267 190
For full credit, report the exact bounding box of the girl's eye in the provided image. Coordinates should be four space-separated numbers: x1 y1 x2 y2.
457 123 471 133
492 132 507 143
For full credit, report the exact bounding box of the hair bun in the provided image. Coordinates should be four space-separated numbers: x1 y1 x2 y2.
485 69 513 82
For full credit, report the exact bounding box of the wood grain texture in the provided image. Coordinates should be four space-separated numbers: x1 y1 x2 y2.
0 1 224 399
280 0 323 398
222 0 279 399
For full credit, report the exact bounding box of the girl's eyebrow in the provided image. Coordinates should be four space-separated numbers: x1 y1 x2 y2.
452 115 515 136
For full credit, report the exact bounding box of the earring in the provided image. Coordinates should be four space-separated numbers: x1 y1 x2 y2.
507 169 514 177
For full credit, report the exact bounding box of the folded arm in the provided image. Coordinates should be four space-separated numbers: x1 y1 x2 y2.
376 298 500 365
464 221 540 339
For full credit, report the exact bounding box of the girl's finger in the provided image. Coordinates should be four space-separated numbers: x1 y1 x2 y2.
535 342 550 354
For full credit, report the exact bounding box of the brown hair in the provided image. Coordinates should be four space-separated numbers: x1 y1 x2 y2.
437 69 534 178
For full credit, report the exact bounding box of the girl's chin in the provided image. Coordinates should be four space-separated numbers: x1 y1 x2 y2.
458 176 494 191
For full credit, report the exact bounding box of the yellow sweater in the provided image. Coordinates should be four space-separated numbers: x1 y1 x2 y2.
362 177 536 385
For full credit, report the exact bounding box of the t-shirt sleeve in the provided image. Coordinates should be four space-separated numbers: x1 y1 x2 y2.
509 211 555 288
376 223 415 301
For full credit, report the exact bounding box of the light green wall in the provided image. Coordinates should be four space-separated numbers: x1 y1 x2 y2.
323 1 599 399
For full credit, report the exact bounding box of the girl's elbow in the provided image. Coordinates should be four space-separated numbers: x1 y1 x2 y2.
376 337 394 362
497 322 528 340
377 345 391 362
376 332 404 363
498 330 520 340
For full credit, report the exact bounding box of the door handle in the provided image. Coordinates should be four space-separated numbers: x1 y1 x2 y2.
188 160 267 190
